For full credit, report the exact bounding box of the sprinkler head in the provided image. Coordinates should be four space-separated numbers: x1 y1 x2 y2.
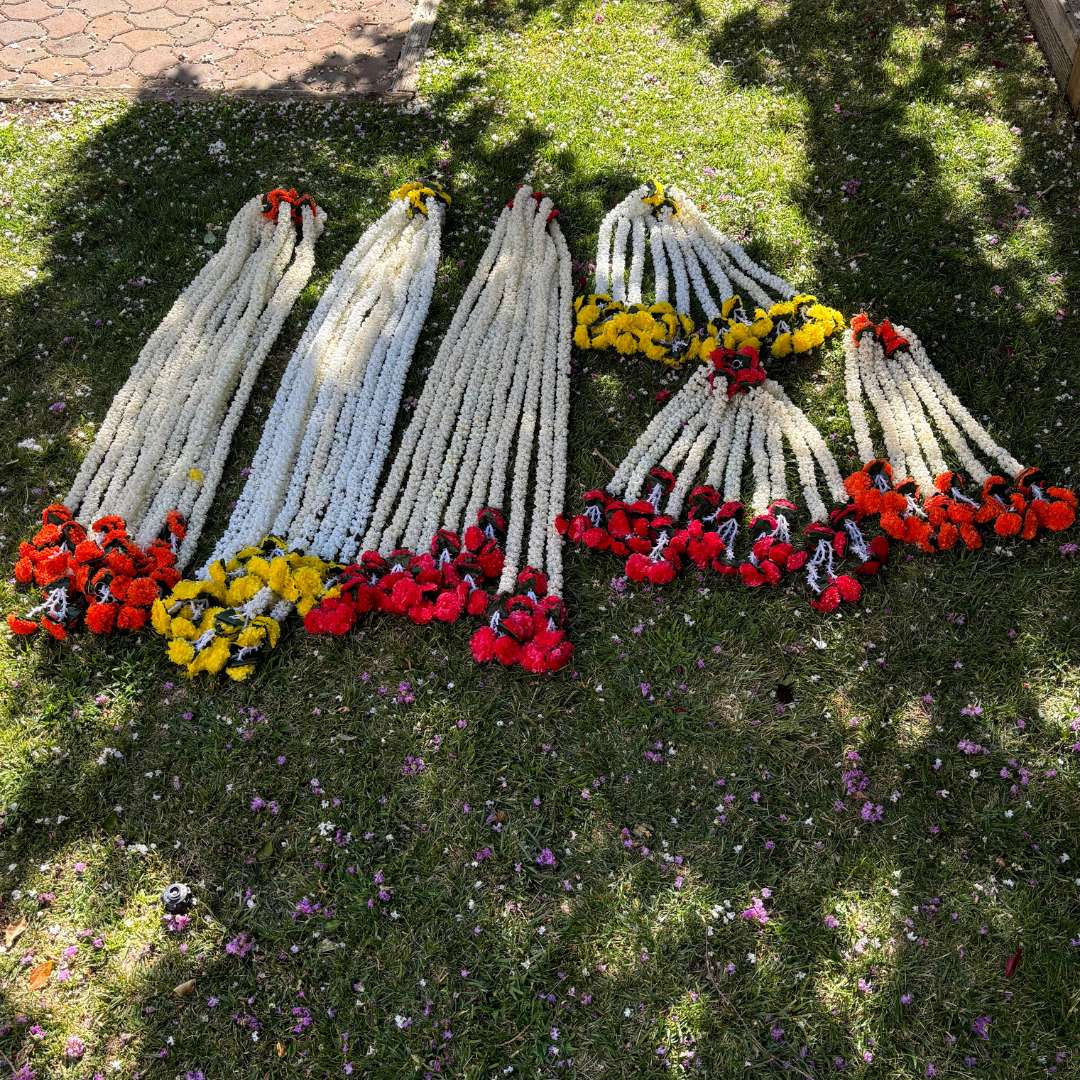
161 882 192 914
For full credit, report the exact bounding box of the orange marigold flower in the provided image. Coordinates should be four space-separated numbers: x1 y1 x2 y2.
85 602 117 634
116 605 147 632
6 614 38 635
40 617 67 641
125 576 159 607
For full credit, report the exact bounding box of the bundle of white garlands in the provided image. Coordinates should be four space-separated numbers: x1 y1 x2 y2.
560 184 873 613
574 181 842 367
842 315 1076 552
155 183 450 680
304 185 575 674
7 189 324 642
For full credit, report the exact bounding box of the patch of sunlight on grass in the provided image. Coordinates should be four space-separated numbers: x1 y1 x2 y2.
894 695 935 751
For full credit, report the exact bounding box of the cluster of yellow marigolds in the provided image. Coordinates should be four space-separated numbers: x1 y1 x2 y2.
573 293 845 368
389 179 452 217
151 538 337 681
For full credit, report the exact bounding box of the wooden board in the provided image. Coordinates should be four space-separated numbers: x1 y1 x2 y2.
1023 0 1080 110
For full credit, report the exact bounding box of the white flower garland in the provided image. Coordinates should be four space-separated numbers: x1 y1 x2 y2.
205 188 445 571
605 369 844 524
65 193 324 566
843 320 1025 485
594 183 795 318
363 186 572 594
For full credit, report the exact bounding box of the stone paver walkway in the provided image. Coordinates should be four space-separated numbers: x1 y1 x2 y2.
0 0 421 98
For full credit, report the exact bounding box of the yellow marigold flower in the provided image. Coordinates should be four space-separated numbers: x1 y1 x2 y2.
769 301 795 319
792 327 814 352
578 303 601 326
772 333 793 358
167 639 196 666
267 556 290 594
293 566 323 597
170 616 198 640
649 302 675 316
225 663 255 682
171 579 207 602
615 332 638 355
573 324 591 349
643 341 668 362
226 575 262 606
751 314 774 338
699 336 717 358
236 624 264 648
151 599 171 636
188 637 228 675
721 295 743 319
630 310 655 334
246 555 271 582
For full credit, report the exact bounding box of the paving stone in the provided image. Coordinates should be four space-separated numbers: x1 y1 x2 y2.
25 54 90 77
114 27 172 49
0 20 47 44
127 7 185 30
83 39 133 73
171 16 214 45
87 12 133 37
51 32 98 57
42 10 89 37
129 41 178 74
0 0 419 97
212 20 257 48
4 0 58 21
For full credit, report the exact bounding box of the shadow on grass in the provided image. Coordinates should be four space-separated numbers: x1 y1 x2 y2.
1 0 1079 1075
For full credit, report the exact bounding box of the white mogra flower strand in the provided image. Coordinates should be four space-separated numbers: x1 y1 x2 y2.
205 186 446 571
366 186 572 594
843 318 1025 486
65 192 324 564
604 369 843 523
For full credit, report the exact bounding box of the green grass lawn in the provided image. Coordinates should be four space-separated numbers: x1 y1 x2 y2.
1 0 1079 1076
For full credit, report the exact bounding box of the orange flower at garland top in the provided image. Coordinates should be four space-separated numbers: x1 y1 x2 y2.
7 504 184 640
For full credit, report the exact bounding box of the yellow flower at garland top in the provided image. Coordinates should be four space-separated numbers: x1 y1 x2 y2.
574 183 843 368
154 536 337 680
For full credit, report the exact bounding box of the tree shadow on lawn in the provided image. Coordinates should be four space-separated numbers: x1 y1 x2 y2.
2 0 1080 1074
665 0 1078 459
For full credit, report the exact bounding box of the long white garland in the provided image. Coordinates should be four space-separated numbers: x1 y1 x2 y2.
594 182 795 312
364 186 572 594
843 320 1024 486
205 186 446 571
65 193 324 566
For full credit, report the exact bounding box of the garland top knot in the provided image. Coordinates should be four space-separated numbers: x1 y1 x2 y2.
390 180 452 216
262 188 319 229
574 182 843 367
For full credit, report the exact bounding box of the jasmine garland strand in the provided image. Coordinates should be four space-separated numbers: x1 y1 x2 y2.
66 191 324 565
205 185 446 570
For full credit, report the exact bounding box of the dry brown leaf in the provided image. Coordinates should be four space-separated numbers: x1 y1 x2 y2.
173 979 196 997
3 918 28 949
28 959 53 990
275 1041 286 1058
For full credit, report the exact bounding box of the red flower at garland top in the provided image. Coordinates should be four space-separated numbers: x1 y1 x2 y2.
709 344 766 397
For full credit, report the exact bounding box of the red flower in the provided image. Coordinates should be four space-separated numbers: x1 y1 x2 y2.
493 635 521 666
116 605 147 632
40 616 67 640
13 557 34 585
304 597 358 636
7 614 38 635
433 590 464 623
710 344 766 397
125 576 159 607
85 602 117 634
470 626 498 663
